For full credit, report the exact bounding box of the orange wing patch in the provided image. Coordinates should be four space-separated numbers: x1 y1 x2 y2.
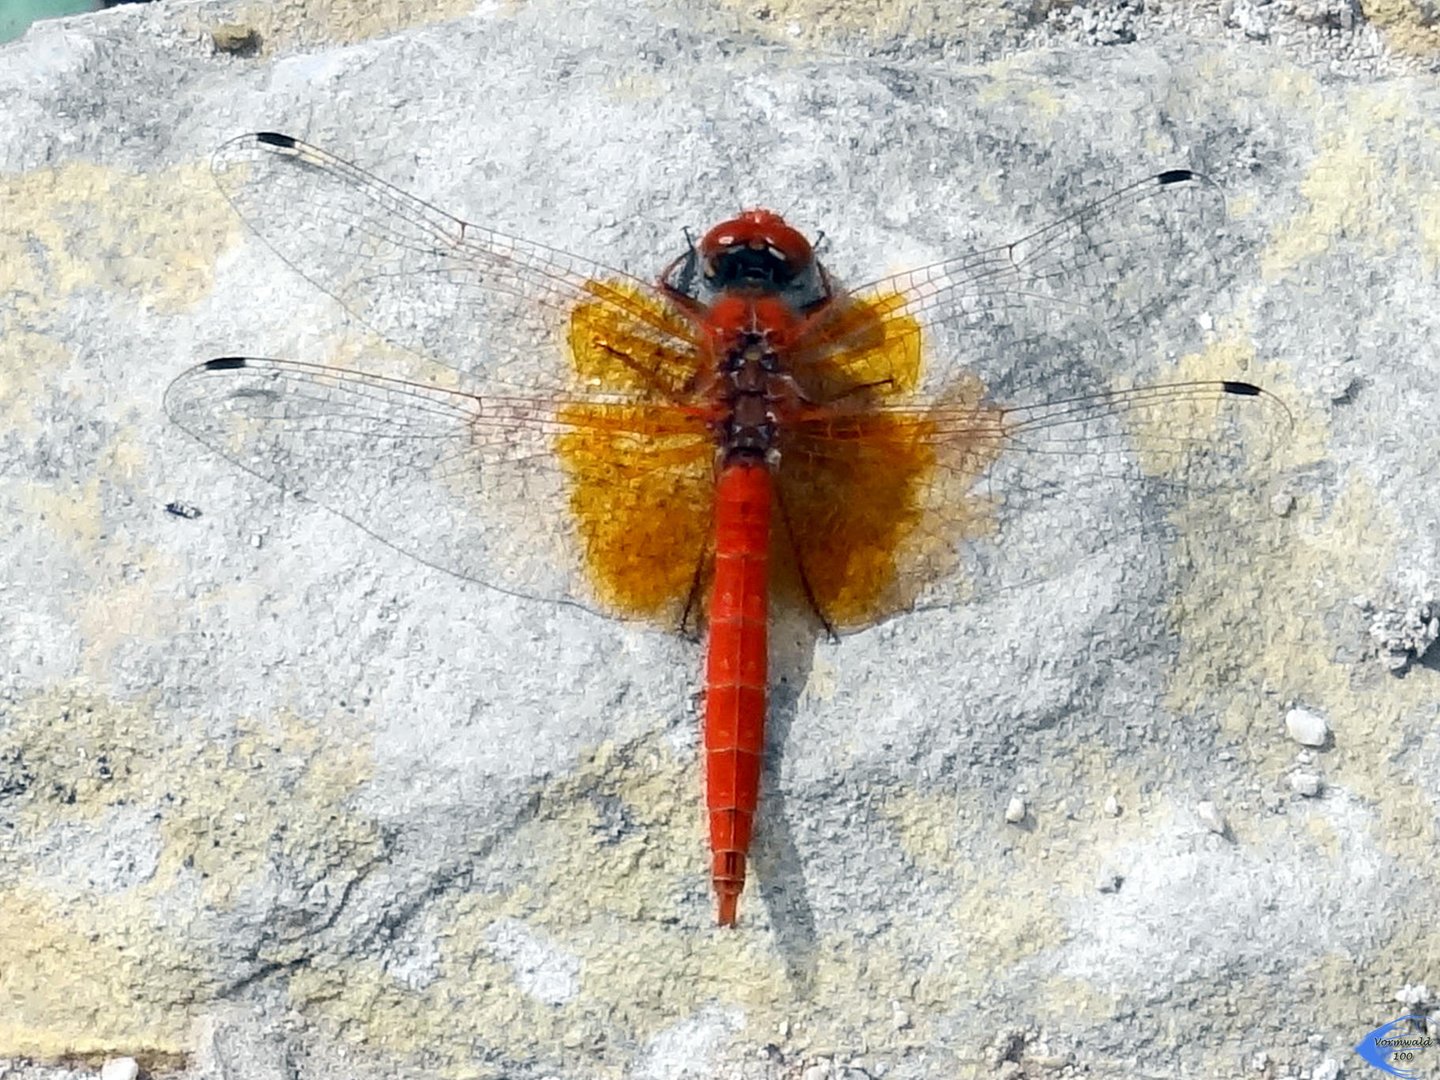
798 293 925 399
777 295 1004 628
558 281 715 622
567 280 700 397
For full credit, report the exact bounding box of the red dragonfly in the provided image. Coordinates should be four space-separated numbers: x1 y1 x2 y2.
167 133 1285 926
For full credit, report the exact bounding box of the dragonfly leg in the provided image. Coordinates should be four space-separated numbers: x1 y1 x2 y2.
678 541 713 642
774 483 839 643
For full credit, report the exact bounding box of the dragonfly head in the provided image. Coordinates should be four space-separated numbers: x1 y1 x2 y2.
699 209 815 291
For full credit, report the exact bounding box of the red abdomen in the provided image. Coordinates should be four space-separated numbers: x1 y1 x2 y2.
705 459 771 926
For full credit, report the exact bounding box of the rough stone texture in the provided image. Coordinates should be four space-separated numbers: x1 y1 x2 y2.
2 1 1438 1079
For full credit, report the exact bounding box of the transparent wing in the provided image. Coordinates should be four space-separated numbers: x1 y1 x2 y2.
808 170 1229 399
165 357 717 625
774 374 1290 631
210 133 698 393
184 137 1286 637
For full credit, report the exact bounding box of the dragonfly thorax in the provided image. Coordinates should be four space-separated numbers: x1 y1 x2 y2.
709 329 802 467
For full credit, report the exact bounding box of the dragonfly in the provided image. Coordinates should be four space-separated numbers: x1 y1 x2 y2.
166 132 1288 927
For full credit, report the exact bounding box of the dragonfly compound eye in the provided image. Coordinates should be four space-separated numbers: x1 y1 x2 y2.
700 209 815 290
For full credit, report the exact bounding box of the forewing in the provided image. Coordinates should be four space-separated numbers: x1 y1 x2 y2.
210 133 699 394
807 170 1228 398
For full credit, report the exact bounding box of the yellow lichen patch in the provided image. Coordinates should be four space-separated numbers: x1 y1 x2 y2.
0 885 194 1059
1121 335 1316 481
1262 101 1440 280
0 689 375 1058
1026 86 1063 121
0 325 71 438
1039 742 1153 835
323 331 464 390
201 0 476 53
878 776 1107 1000
289 889 962 1077
882 789 963 871
1171 475 1431 742
946 862 1066 982
1118 336 1318 711
1267 65 1322 110
975 66 1066 135
19 475 106 550
1310 922 1440 1020
276 729 984 1075
285 899 580 1077
153 710 381 912
1035 976 1125 1029
3 690 163 830
282 736 701 1075
71 555 183 685
1263 136 1388 276
1159 412 1440 925
0 159 229 317
16 457 197 683
1362 0 1440 57
1419 163 1440 273
799 939 962 1051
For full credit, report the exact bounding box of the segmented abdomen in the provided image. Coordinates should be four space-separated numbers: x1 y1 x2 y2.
704 460 771 927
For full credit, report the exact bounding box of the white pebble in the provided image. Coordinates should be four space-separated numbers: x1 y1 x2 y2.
1395 982 1431 1006
1103 793 1121 817
1289 771 1322 797
891 999 912 1030
101 1059 139 1080
1285 707 1329 747
1005 796 1026 824
1197 800 1228 835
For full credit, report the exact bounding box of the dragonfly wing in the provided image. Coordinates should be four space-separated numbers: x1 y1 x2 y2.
928 380 1289 608
165 357 717 625
211 133 697 392
814 170 1229 398
775 380 1290 629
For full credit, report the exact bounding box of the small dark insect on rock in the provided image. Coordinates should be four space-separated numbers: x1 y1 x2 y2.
165 501 203 520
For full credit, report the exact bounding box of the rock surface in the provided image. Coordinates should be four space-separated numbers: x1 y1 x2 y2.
2 1 1437 1079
